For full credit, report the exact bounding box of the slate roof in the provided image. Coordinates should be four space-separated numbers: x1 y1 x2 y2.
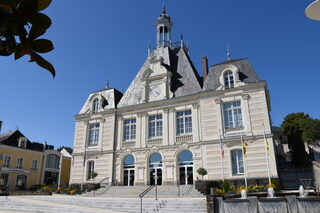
117 46 202 108
0 130 50 152
203 58 260 91
79 88 123 114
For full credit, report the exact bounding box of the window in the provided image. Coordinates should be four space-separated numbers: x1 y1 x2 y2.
46 154 60 169
123 118 136 141
16 157 23 169
0 173 9 186
176 110 192 135
224 71 234 89
87 161 95 180
231 149 244 175
31 160 38 170
92 98 99 113
88 123 100 145
3 155 11 167
148 114 163 138
223 101 243 129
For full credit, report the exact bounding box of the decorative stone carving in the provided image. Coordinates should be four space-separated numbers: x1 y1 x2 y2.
214 98 221 104
242 94 250 100
192 103 199 109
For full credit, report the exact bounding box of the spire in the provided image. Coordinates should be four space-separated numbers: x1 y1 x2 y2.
162 1 166 15
106 80 110 88
227 42 232 60
148 42 151 56
180 33 184 48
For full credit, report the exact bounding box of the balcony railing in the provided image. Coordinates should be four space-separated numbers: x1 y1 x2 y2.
147 138 163 146
176 135 193 144
122 141 135 149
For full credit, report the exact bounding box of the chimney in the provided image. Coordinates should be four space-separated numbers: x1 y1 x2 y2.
0 120 2 133
201 56 208 81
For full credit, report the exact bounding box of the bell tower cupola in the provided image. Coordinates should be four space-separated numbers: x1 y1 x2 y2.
156 5 173 48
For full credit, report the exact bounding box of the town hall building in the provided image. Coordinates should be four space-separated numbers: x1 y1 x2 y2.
70 8 278 187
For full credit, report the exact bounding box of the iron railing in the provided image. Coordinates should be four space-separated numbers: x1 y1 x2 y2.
139 184 157 213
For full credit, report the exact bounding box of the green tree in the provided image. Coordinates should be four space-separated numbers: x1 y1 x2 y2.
0 0 55 77
302 118 320 143
197 167 207 180
281 112 310 167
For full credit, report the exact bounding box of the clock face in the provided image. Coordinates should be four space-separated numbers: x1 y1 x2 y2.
151 87 161 97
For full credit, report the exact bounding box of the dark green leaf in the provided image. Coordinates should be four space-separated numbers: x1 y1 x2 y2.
0 0 14 11
31 38 53 53
37 0 51 11
14 43 27 59
0 40 12 56
29 52 55 78
19 0 38 14
29 24 46 39
29 12 51 30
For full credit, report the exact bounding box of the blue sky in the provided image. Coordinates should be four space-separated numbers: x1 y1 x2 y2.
0 1 319 148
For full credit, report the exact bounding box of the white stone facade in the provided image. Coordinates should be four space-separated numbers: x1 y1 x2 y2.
70 9 278 186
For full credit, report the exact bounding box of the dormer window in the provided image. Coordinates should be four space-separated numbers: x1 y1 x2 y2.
18 137 27 148
92 98 99 113
224 71 234 89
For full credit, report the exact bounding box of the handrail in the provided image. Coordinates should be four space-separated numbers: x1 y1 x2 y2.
139 184 157 213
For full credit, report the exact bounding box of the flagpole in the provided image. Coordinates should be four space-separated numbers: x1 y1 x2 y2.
219 129 225 181
263 124 272 185
240 131 248 188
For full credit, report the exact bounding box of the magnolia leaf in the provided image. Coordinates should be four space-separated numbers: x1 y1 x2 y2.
14 43 27 60
31 38 53 53
0 0 14 11
30 52 55 78
19 0 38 14
37 0 51 11
29 24 46 39
29 12 51 30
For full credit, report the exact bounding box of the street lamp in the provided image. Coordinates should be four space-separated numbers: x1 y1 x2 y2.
306 0 320 20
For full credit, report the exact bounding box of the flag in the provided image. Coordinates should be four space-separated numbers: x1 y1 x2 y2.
265 138 269 155
241 134 247 158
219 134 224 158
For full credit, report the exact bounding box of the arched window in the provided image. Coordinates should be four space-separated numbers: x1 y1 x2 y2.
224 71 234 89
123 155 135 186
92 98 99 113
149 153 162 165
123 155 135 168
178 150 193 165
178 150 193 185
149 153 162 185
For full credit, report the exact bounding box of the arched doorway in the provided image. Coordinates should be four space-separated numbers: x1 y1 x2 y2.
178 150 193 185
149 153 162 185
123 155 135 186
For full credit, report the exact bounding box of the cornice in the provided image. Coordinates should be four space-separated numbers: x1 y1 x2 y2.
74 82 266 120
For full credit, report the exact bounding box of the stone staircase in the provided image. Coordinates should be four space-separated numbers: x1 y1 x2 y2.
82 185 207 212
84 184 204 198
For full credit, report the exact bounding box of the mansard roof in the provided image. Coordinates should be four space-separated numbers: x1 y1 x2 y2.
203 58 260 91
0 130 49 152
117 47 202 108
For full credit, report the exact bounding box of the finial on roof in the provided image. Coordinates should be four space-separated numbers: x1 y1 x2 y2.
162 1 166 14
148 42 151 56
106 80 110 88
180 33 184 47
227 42 232 60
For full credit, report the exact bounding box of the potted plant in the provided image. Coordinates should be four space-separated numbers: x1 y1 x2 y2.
197 167 207 180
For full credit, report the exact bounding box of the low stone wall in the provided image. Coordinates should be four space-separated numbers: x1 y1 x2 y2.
312 161 320 191
207 195 320 213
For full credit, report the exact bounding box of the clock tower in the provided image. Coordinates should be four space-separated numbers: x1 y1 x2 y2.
141 6 174 103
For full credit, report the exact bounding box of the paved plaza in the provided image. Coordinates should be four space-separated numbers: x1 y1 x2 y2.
0 195 206 213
